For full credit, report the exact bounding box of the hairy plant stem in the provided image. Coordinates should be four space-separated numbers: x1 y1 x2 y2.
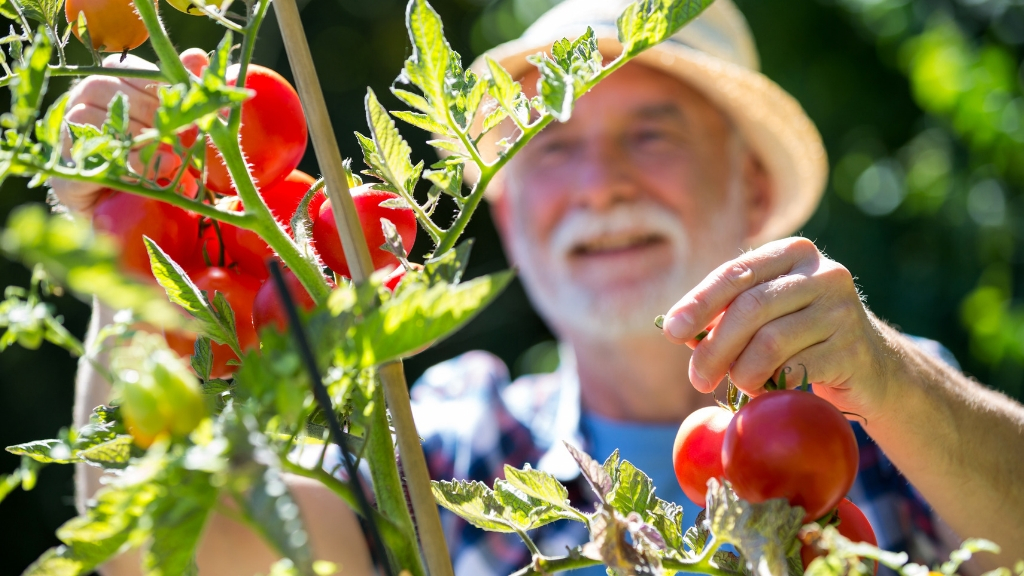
20 160 253 226
207 122 331 303
229 0 270 134
365 380 427 576
509 547 743 576
279 456 420 572
434 54 631 256
132 0 189 85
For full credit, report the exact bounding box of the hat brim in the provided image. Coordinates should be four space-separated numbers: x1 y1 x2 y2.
466 30 828 247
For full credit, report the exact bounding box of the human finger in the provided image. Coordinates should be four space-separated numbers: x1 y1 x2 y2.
687 272 821 392
723 305 837 395
662 237 821 344
66 75 161 127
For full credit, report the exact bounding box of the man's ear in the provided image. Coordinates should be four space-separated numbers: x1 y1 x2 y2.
742 151 773 243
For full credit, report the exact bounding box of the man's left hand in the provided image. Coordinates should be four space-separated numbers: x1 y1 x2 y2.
661 237 897 421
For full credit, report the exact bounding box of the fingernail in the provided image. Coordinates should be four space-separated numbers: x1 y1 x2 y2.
690 368 709 392
663 313 692 340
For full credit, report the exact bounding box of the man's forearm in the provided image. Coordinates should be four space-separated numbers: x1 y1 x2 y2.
74 298 118 514
866 323 1024 567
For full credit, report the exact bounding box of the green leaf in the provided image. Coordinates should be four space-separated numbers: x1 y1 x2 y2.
616 0 714 58
485 56 528 127
190 336 213 381
4 28 50 131
7 439 75 463
19 0 62 29
423 238 472 284
402 0 453 122
143 470 218 576
650 498 686 553
145 236 241 354
77 436 133 467
493 479 569 531
706 479 804 576
502 464 570 510
239 465 315 575
34 92 68 147
103 93 130 140
527 55 574 122
391 88 432 115
580 505 663 574
0 0 19 21
431 479 514 532
423 163 464 201
392 110 451 135
344 270 513 367
364 88 421 194
606 459 657 518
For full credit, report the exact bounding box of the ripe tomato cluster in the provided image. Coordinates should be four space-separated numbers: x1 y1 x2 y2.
672 387 876 569
86 48 418 378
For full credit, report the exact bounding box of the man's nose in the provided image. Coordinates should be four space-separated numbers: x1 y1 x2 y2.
570 140 640 210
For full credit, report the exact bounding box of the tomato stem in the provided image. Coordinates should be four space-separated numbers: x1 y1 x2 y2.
133 0 189 85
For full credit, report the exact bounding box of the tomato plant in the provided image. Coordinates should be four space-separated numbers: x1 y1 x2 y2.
722 389 859 522
312 185 417 277
204 65 308 195
672 405 732 507
1 0 1012 575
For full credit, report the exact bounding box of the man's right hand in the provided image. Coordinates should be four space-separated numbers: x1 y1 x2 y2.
52 50 208 216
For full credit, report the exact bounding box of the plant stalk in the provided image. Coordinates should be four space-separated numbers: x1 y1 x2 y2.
270 1 456 575
132 0 189 84
207 122 330 303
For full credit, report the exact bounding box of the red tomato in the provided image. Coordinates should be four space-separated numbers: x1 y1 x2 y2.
66 0 148 53
722 390 859 522
220 170 323 278
672 406 732 507
93 191 199 282
801 499 878 573
251 269 334 335
311 185 417 277
205 65 307 195
166 267 261 379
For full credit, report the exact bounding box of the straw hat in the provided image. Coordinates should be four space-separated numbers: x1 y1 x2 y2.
468 0 828 245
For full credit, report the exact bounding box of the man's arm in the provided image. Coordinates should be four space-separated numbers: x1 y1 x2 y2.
661 237 1024 568
74 300 375 576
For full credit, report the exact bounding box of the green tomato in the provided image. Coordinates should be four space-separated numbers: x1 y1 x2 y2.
120 348 206 449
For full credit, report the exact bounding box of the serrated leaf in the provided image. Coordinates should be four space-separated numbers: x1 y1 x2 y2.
6 28 50 130
77 435 133 467
239 465 314 575
650 498 686 553
426 138 464 155
706 479 804 576
617 0 714 58
391 87 431 115
423 238 472 284
580 506 662 575
379 217 409 265
145 237 241 354
403 0 453 120
606 459 657 518
503 464 571 510
190 336 212 380
143 470 218 576
103 93 130 140
423 163 463 199
342 270 513 367
485 56 521 113
431 479 516 532
392 110 451 135
493 479 568 530
528 54 574 122
564 441 612 502
7 438 75 463
34 92 68 146
365 88 420 194
0 0 19 20
19 0 61 29
481 107 507 133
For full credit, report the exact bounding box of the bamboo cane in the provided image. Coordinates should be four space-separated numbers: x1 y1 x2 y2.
271 1 455 575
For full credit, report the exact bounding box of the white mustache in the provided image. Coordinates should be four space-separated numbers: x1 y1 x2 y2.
549 202 689 261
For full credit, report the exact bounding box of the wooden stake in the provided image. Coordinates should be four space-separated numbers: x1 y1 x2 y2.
272 1 454 575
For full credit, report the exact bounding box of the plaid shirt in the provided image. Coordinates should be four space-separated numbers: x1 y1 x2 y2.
411 344 950 576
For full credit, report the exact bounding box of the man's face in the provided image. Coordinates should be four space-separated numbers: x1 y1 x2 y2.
494 61 769 341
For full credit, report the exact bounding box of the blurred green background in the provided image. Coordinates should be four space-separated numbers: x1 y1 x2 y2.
4 0 1024 571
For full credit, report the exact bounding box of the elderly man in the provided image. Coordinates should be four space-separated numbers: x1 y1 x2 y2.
55 0 1024 574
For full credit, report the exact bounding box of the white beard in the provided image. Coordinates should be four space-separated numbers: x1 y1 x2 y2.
509 200 732 341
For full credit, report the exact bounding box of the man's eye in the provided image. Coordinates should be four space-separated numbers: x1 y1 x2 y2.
633 129 671 144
